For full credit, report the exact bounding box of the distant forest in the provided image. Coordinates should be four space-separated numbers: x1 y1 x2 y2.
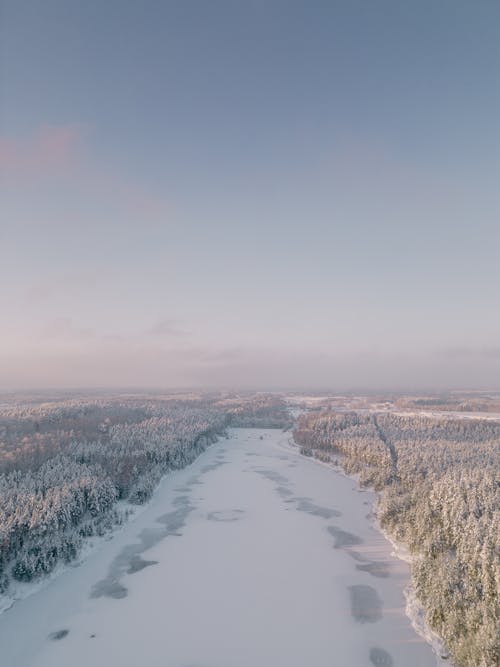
0 393 290 595
294 410 499 667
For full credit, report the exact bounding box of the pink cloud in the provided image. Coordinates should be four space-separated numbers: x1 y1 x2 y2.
1 123 171 223
0 124 84 178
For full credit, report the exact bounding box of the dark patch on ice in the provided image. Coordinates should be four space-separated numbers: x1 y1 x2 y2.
48 629 69 640
295 497 341 519
348 585 382 623
246 452 260 456
140 526 168 545
91 579 128 599
369 647 393 666
127 555 159 574
356 561 390 578
327 526 363 548
91 498 195 599
348 551 390 577
186 477 203 486
173 495 190 506
254 467 296 499
207 509 245 522
276 485 294 498
254 468 289 485
90 634 96 638
156 500 194 535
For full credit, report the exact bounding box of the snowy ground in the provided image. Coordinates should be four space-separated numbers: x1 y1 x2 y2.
0 428 441 667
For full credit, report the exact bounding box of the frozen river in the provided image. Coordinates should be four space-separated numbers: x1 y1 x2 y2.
0 428 440 667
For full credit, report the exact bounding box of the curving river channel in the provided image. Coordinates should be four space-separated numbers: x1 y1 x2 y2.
0 428 440 667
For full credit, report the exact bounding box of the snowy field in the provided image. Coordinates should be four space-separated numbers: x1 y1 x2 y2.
0 428 440 667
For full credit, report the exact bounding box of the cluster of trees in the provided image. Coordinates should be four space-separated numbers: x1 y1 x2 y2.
0 397 228 594
294 411 499 667
394 393 500 413
0 391 291 597
217 394 292 428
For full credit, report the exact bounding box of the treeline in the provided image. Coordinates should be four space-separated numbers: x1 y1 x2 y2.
294 411 499 667
216 394 292 429
0 397 228 594
394 394 500 413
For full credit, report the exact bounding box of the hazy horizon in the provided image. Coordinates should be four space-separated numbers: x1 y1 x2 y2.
2 1 499 390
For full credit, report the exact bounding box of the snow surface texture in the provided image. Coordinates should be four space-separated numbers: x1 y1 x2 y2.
0 429 441 667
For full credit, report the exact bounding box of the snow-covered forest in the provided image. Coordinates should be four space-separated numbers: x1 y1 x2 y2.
2 390 497 667
0 393 288 596
294 410 499 667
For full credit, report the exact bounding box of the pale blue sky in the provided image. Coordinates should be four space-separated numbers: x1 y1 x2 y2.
1 1 499 390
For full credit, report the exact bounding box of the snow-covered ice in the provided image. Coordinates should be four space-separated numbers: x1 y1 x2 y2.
0 428 441 667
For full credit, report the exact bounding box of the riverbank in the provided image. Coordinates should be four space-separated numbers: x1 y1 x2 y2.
0 428 441 667
285 435 450 663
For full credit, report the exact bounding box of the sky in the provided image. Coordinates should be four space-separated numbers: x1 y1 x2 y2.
1 1 499 391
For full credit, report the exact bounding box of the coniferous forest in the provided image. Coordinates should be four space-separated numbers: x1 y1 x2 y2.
294 409 499 667
1 391 498 667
